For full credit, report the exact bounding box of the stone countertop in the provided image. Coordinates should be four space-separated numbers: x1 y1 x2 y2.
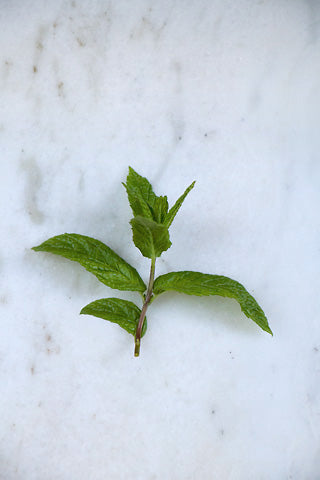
1 1 319 479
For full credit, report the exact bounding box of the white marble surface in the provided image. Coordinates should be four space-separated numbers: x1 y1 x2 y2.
1 1 320 479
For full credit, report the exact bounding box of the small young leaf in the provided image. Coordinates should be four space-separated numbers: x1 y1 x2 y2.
32 233 146 292
123 166 156 220
80 298 147 337
151 195 169 223
164 181 195 228
153 271 272 335
130 216 172 259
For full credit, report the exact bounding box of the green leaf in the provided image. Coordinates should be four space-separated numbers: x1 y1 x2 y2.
80 298 147 337
151 195 169 223
123 166 156 220
123 167 193 229
153 271 272 335
164 181 195 228
123 167 169 224
130 216 172 259
32 233 146 292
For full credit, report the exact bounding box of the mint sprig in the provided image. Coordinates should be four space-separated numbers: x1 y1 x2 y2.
32 167 272 357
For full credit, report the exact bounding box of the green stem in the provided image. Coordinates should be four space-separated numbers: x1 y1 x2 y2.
134 257 155 357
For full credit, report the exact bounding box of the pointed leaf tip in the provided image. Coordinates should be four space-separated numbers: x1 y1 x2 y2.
164 180 196 228
124 167 157 220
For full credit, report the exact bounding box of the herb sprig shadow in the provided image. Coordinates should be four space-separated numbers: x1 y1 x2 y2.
32 167 272 356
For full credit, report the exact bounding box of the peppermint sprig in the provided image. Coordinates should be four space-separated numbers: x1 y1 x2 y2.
33 167 272 356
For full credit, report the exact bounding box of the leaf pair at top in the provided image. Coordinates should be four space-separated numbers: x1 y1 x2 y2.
123 166 195 227
123 167 195 259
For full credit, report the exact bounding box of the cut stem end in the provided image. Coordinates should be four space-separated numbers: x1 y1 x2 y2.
134 338 140 357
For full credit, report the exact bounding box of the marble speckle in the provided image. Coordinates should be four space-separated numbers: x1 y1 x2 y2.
0 294 8 305
20 157 44 225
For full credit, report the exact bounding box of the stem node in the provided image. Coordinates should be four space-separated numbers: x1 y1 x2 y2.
134 257 155 357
